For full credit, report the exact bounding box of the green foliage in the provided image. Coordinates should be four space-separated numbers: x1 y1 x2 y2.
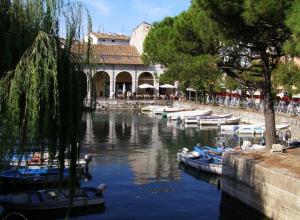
2 32 58 145
285 0 300 55
143 2 222 92
0 0 91 177
272 61 300 94
143 17 177 66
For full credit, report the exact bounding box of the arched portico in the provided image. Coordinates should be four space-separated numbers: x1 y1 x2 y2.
115 71 132 96
94 71 110 98
138 72 154 95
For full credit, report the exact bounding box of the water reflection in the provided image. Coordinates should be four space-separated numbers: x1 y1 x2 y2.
77 111 265 220
178 161 221 189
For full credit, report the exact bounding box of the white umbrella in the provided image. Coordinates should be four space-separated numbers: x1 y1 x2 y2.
276 92 285 99
138 83 154 89
186 87 196 92
254 90 261 96
160 84 176 89
293 94 300 98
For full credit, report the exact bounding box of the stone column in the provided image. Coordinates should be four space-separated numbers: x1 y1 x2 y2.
154 78 160 96
132 71 137 94
110 68 115 99
85 69 93 105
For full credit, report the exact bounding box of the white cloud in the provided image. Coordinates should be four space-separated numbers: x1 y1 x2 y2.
85 0 111 16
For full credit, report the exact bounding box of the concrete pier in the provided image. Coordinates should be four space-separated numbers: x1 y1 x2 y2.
222 149 300 220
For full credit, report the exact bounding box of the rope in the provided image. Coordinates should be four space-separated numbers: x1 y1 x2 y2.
3 212 28 220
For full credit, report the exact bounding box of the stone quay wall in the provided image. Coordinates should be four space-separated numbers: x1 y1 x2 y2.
222 151 300 220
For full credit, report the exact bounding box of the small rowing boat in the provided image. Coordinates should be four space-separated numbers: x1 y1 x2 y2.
0 184 105 212
177 148 222 175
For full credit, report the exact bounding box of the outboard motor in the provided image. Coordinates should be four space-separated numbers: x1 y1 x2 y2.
84 154 92 173
96 184 106 196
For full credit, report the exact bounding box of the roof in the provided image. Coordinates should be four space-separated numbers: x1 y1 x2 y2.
73 44 144 65
90 32 130 41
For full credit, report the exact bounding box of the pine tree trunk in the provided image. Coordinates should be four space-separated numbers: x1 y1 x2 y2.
262 70 276 149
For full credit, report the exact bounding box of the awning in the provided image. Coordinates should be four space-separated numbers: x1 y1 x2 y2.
160 84 176 89
138 83 154 89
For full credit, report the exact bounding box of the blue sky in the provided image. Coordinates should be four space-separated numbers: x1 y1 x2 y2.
83 0 191 35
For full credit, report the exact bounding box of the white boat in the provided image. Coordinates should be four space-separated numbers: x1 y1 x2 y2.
184 117 199 124
221 123 290 133
240 141 265 150
176 148 200 163
199 113 233 119
153 107 186 115
237 126 265 134
220 123 265 132
168 109 212 120
140 105 168 112
177 150 222 175
199 117 240 125
275 124 290 130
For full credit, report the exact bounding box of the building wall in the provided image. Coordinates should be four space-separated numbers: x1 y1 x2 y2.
294 57 300 67
130 22 152 55
84 22 166 101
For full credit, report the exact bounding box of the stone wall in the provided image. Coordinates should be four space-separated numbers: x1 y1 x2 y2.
222 151 300 220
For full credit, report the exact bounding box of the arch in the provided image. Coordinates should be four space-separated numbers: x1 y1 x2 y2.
115 71 132 96
138 72 154 95
94 71 110 98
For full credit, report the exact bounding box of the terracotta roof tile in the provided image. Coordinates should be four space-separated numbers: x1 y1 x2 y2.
73 44 144 65
91 32 130 41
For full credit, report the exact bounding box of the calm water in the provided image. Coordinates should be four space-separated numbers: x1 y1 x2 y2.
69 111 264 220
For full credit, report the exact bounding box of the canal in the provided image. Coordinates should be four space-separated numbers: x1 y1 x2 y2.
74 111 265 220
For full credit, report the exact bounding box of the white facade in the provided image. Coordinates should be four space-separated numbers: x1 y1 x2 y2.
85 64 162 100
130 22 152 55
84 33 130 46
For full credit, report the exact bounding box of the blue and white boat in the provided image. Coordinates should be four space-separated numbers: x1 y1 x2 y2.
177 148 222 175
185 157 222 175
0 167 71 186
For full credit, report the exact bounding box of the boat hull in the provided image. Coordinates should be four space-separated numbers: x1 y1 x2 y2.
0 186 105 212
177 152 222 175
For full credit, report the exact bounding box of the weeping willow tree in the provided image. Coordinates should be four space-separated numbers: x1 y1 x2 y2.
0 0 92 199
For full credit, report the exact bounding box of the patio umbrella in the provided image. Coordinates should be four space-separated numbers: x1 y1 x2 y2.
276 92 286 99
138 83 154 89
254 90 261 96
293 94 300 98
186 87 196 92
160 84 176 89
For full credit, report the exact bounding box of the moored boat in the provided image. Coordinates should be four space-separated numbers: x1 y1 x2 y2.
177 148 222 175
185 157 222 175
184 117 199 124
0 167 75 186
169 109 212 121
199 117 240 125
140 105 168 112
0 184 105 212
220 123 265 133
153 107 186 115
220 123 290 134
